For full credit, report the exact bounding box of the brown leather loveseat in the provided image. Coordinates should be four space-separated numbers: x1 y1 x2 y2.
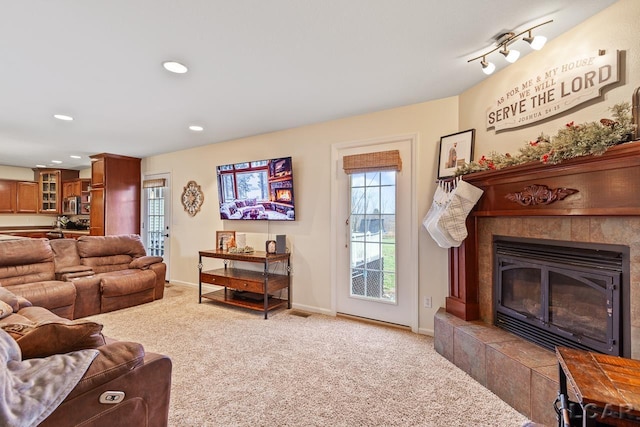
0 234 166 319
0 286 172 426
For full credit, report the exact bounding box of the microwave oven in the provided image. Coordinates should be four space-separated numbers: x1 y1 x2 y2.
62 196 79 215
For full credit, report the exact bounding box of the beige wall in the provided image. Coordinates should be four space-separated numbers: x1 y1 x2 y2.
459 0 638 156
143 97 459 334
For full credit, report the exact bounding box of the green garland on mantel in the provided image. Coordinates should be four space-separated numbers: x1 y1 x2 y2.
455 102 637 176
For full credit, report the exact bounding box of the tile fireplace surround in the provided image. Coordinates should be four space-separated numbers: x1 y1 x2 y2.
434 140 640 425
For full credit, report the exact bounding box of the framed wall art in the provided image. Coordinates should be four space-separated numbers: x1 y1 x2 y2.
437 129 475 179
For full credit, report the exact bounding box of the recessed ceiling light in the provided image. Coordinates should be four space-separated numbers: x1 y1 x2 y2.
189 125 204 132
70 155 81 159
35 164 46 168
54 114 73 121
162 61 188 74
51 160 62 164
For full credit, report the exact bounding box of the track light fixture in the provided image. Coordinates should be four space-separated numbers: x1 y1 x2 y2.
468 20 552 74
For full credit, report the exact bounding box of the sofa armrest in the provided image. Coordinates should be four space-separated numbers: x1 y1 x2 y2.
56 265 94 281
15 296 32 309
41 346 172 427
65 341 145 399
129 256 164 270
0 287 33 312
58 270 95 281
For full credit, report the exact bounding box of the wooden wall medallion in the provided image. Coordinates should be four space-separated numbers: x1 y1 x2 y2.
182 180 204 216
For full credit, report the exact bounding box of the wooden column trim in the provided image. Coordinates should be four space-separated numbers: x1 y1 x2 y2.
446 216 479 320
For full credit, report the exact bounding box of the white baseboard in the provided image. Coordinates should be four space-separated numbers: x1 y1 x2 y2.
290 302 334 317
168 281 334 316
418 327 434 336
168 282 433 335
169 280 219 292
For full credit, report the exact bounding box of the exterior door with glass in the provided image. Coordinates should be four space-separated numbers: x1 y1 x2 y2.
142 173 171 279
334 137 416 328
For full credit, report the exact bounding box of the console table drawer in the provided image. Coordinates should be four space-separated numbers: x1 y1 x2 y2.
227 277 263 293
201 272 229 287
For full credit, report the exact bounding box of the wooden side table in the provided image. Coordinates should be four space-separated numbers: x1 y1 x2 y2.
556 347 640 426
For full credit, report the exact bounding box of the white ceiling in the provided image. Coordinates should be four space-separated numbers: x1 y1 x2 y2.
0 0 617 170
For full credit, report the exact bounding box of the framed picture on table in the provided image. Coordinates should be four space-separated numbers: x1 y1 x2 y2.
216 231 236 251
437 129 475 179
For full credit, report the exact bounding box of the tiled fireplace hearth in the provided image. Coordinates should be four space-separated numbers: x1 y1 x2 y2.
434 141 640 425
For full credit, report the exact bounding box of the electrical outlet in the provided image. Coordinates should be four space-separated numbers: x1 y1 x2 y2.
424 296 432 308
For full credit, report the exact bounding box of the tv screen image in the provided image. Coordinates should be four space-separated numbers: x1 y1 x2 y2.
216 156 295 221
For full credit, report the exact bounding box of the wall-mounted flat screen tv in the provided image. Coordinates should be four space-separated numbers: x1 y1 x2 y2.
216 156 295 221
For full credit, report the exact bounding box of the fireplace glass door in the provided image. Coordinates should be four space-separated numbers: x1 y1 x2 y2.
495 238 623 356
548 270 609 344
500 265 542 320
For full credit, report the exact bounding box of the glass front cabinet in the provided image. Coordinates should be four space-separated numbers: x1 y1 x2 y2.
35 169 79 214
39 170 59 213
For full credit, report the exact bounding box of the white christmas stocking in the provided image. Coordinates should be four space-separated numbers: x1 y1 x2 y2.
437 180 484 243
423 183 458 248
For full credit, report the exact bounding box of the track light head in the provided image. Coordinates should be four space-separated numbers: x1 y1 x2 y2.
481 58 495 75
524 31 547 50
500 46 520 63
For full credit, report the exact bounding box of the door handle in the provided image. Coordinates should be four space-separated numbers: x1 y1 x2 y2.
163 234 169 237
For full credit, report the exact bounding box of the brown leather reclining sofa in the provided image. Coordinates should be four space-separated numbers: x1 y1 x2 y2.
0 286 172 426
0 234 166 319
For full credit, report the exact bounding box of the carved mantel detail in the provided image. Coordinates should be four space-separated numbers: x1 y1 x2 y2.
505 184 578 206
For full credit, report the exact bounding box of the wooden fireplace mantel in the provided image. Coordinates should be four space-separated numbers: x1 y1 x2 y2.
446 140 640 320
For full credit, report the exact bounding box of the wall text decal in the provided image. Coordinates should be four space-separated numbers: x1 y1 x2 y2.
486 51 619 131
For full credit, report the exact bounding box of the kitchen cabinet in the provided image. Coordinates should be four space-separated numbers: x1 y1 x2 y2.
0 180 38 214
89 153 141 236
0 180 16 213
62 182 74 199
62 179 90 199
16 181 38 213
79 180 91 214
62 179 91 215
34 169 79 214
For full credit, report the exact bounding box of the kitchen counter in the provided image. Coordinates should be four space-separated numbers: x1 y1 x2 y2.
0 227 90 238
0 234 27 241
58 229 90 235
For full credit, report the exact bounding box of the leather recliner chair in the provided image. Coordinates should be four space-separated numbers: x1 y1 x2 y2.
0 287 172 427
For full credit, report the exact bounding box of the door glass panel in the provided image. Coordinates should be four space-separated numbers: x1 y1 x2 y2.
501 267 542 319
145 187 165 257
349 171 396 303
549 271 608 343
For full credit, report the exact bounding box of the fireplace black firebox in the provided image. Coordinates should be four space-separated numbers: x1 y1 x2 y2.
493 236 630 357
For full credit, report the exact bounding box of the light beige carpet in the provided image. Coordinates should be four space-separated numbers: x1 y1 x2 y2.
88 284 529 427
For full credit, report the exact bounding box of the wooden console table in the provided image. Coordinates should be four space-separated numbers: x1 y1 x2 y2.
198 249 291 319
556 346 640 426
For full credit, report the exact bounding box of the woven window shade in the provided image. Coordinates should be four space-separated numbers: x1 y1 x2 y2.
342 150 402 174
142 178 166 189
